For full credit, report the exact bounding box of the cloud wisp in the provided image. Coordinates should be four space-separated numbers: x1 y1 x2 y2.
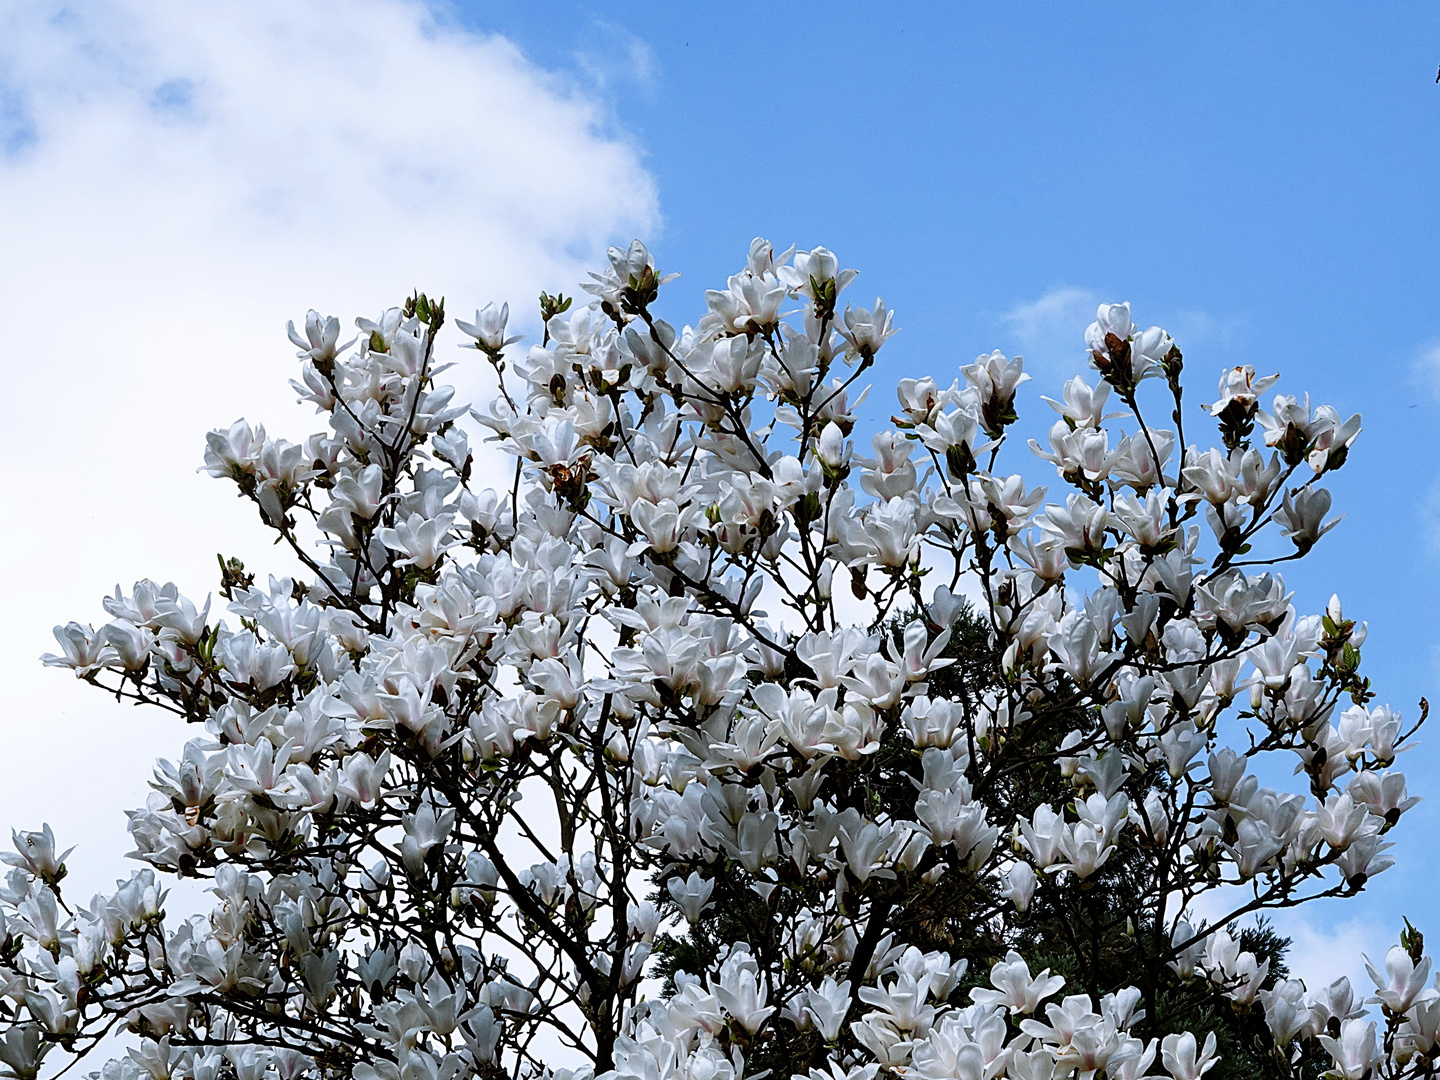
998 285 1098 378
1412 341 1440 400
998 286 1233 387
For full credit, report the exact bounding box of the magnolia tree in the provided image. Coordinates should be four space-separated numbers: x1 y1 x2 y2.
4 238 1435 1080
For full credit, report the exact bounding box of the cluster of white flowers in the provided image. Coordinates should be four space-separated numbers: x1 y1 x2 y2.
5 239 1432 1080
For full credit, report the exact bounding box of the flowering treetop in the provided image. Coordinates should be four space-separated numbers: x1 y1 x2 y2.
6 237 1433 1080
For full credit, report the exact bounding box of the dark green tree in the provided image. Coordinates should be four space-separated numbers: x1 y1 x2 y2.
656 605 1330 1080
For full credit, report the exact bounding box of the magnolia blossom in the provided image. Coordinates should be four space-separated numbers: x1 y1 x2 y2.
1365 946 1437 1014
970 951 1065 1014
7 240 1428 1080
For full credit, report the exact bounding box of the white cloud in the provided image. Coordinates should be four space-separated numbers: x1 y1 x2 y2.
1423 478 1440 554
998 285 1096 378
1413 347 1440 615
999 287 1231 385
1413 341 1440 400
1269 911 1391 997
0 0 655 900
1003 285 1097 341
573 19 659 94
1178 889 1388 998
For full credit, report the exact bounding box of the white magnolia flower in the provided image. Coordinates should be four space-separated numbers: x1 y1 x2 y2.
13 238 1420 1080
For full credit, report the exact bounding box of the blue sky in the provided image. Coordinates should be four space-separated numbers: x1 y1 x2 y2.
457 0 1440 963
0 0 1436 995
